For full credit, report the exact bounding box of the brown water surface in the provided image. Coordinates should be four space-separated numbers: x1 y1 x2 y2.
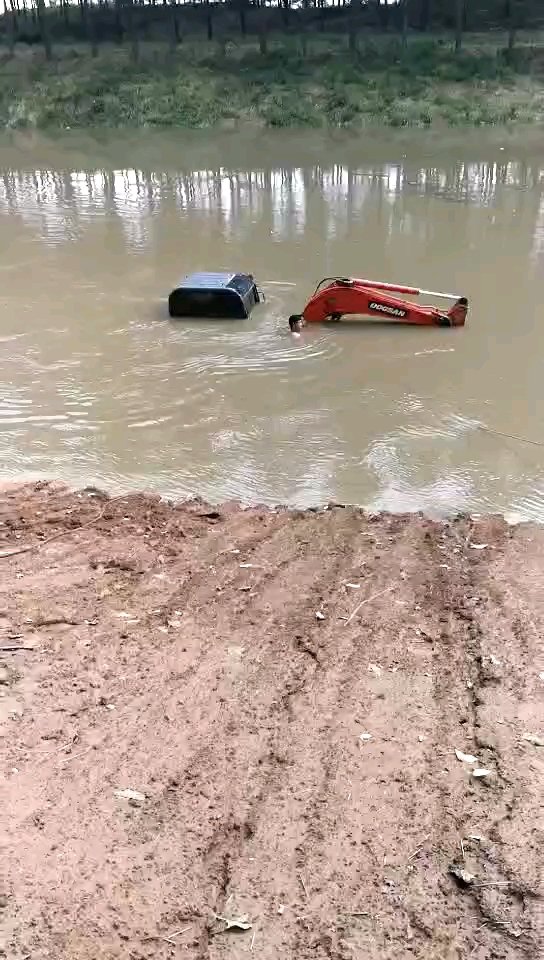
1 129 543 518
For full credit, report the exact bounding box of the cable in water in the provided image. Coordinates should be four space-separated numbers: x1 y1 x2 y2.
478 424 544 448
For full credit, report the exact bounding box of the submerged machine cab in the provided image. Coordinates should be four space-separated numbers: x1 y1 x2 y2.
168 271 260 319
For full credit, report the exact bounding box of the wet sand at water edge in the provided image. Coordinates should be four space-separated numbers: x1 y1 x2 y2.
1 482 543 960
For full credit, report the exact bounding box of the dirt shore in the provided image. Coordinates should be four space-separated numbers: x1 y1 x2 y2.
1 481 543 960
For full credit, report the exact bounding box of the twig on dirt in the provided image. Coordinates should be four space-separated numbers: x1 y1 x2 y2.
472 919 522 946
298 873 308 898
461 839 465 860
408 834 430 861
213 913 252 932
32 616 81 627
0 495 129 560
142 935 177 945
477 919 517 931
250 930 256 951
0 645 35 652
344 585 394 626
59 747 93 764
473 881 511 887
40 737 78 762
167 927 190 940
142 926 190 945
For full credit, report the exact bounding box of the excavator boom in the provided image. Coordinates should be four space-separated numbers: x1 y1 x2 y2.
292 277 468 328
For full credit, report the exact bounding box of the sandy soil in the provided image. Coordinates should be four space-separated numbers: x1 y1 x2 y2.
1 481 543 960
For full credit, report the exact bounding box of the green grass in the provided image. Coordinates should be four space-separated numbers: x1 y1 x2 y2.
1 34 543 130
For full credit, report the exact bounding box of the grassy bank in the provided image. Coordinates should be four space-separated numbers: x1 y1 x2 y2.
1 33 544 130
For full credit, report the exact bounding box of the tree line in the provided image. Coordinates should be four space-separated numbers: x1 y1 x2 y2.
0 0 540 61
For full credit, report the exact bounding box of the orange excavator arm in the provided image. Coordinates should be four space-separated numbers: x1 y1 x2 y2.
290 278 468 328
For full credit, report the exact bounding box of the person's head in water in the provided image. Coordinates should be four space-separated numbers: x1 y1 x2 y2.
289 316 303 333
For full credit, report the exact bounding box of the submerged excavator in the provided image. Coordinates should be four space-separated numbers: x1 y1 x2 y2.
288 277 468 330
165 270 468 331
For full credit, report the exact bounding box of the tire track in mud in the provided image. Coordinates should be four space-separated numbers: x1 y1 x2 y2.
155 509 384 960
169 511 373 960
461 525 543 958
119 512 348 957
420 518 542 958
198 514 458 959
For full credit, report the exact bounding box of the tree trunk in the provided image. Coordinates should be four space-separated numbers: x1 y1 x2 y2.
207 9 213 41
125 0 139 61
79 0 87 44
506 0 523 52
36 0 52 60
258 27 268 55
114 0 124 43
377 0 389 30
9 1 18 32
169 2 179 51
401 0 408 47
455 0 463 51
88 2 99 57
348 0 358 53
418 0 430 32
7 0 17 55
281 0 290 29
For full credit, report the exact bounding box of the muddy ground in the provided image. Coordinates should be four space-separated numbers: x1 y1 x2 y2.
0 481 543 960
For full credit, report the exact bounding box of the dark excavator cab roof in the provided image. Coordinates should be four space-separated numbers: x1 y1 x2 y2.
168 271 260 319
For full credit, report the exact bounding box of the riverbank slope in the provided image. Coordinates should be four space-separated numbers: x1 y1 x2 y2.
1 481 543 959
2 35 544 130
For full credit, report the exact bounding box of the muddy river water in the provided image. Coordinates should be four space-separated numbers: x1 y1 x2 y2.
1 128 543 518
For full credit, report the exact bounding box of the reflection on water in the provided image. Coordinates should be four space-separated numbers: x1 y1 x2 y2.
1 158 543 251
1 134 544 520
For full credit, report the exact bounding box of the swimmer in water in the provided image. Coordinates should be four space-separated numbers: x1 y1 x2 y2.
288 315 305 334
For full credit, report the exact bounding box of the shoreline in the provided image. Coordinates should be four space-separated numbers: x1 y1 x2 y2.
2 38 544 131
2 479 543 958
2 124 544 180
0 476 533 528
